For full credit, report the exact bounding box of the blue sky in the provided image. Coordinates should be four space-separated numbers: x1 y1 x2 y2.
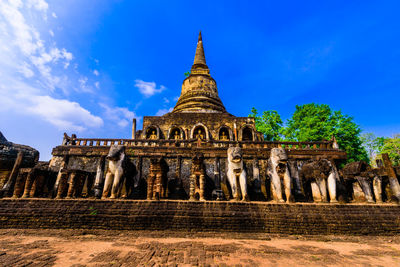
0 0 399 160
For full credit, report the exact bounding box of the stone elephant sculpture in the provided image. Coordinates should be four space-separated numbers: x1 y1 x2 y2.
102 145 137 199
340 161 379 203
267 148 292 203
299 159 338 203
226 147 249 201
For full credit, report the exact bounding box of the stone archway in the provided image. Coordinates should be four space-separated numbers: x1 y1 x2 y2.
168 126 185 140
241 126 254 141
218 126 232 141
190 123 209 140
144 125 161 140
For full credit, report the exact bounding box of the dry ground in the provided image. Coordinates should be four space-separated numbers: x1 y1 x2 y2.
0 229 399 267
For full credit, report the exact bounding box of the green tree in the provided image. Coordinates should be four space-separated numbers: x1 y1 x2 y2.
360 133 386 165
249 107 283 141
280 103 368 163
380 134 400 166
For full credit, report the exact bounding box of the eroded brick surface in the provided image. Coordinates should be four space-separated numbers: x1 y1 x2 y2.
1 199 400 235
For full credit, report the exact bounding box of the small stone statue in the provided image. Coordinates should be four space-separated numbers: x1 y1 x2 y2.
194 129 204 140
220 131 228 141
173 131 180 140
149 130 157 140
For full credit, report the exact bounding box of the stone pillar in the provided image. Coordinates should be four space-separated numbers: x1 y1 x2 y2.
199 174 205 201
233 122 237 141
214 157 220 190
147 175 155 200
132 118 136 139
373 176 383 203
189 174 196 201
154 173 162 200
52 156 69 197
288 161 302 197
75 172 86 198
56 170 69 199
382 153 400 201
66 171 77 198
22 169 36 198
13 168 30 198
1 152 24 197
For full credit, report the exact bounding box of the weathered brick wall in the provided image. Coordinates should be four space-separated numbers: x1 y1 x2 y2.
0 199 399 235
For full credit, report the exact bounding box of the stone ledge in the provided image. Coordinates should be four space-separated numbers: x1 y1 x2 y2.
0 199 399 235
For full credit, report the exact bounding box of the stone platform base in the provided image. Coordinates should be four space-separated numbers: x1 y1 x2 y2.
0 199 399 235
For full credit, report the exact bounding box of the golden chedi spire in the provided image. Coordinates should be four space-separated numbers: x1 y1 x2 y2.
172 32 227 113
192 31 208 74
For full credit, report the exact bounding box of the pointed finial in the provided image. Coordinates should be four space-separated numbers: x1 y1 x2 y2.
192 31 207 68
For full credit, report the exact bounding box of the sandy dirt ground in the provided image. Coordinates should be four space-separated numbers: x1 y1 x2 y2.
0 229 399 267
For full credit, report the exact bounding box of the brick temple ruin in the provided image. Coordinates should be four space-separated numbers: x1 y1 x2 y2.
1 32 400 234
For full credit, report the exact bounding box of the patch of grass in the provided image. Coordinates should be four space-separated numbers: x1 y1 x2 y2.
89 206 97 215
310 255 320 261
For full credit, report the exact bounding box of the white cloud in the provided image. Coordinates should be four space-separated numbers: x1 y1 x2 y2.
0 77 103 132
0 1 73 91
95 81 100 89
100 103 140 128
18 62 34 78
173 96 180 101
78 76 93 93
51 12 57 18
48 29 54 36
163 97 170 104
27 95 103 131
93 69 99 76
155 107 173 116
134 79 166 97
27 0 48 12
0 0 103 133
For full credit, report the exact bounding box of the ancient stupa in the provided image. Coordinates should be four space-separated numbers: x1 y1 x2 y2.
49 32 345 201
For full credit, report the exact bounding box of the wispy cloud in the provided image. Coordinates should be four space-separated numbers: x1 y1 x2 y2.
27 0 48 13
100 103 140 128
0 0 73 92
155 107 173 116
0 77 103 132
78 76 93 93
93 69 99 76
134 79 166 97
0 0 102 132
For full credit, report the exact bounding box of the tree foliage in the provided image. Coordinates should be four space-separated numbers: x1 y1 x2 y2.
360 133 400 166
360 133 386 165
379 134 400 166
249 107 282 141
250 103 369 163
